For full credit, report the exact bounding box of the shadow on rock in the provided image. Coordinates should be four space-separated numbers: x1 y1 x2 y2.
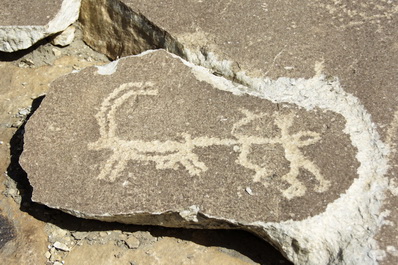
6 96 292 265
0 214 16 249
0 38 50 62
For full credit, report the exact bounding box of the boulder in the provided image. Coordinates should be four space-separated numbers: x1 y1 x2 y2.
0 0 81 52
21 49 390 264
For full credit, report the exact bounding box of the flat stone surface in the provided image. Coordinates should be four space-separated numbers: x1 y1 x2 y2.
0 0 80 52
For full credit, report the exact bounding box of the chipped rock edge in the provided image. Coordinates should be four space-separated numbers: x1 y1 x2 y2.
0 0 81 52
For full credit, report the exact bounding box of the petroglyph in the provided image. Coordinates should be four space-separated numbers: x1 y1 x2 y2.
231 110 330 198
88 82 331 198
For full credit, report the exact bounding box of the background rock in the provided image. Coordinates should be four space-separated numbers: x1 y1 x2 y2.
0 0 81 52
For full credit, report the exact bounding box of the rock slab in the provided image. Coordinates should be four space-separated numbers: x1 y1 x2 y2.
21 49 387 264
0 0 81 52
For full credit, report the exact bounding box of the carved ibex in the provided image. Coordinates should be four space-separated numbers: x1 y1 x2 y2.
88 82 330 198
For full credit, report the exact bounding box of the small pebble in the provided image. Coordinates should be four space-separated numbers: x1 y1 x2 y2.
53 241 70 252
245 187 254 195
71 231 88 240
52 25 75 47
52 48 62 57
50 252 62 262
18 108 30 116
124 236 140 249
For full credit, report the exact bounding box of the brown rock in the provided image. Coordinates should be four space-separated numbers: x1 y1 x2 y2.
21 49 386 264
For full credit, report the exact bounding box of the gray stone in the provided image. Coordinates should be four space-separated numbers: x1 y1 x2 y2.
0 0 81 52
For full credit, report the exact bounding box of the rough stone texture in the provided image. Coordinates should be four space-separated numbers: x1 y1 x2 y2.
0 0 81 52
20 48 387 265
78 1 398 264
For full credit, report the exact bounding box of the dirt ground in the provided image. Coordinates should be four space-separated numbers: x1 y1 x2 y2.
0 25 291 265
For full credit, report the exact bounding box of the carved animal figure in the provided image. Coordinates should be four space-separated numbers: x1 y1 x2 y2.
88 82 330 198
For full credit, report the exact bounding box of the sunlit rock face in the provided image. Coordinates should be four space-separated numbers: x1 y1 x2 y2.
0 0 80 52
